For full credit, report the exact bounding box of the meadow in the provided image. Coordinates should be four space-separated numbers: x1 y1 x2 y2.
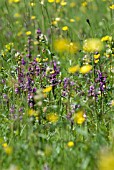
0 0 114 170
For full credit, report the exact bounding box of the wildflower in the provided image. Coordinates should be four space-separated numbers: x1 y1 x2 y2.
81 2 87 7
80 65 92 74
5 43 14 51
110 100 114 107
88 85 95 97
52 20 57 25
31 16 36 20
97 71 106 92
4 146 13 155
43 86 52 93
48 0 61 3
53 38 68 52
70 2 76 8
94 59 99 63
101 35 112 42
25 31 31 36
34 41 38 45
17 31 22 36
62 26 68 31
67 42 79 53
70 19 75 22
73 110 86 124
110 4 114 9
46 113 59 123
94 53 100 59
28 109 38 116
56 0 61 3
2 143 13 155
67 141 74 147
13 0 20 2
36 57 41 62
99 152 114 170
9 0 20 3
30 2 36 6
83 38 103 52
68 65 80 74
48 0 54 3
43 58 48 62
61 1 67 6
94 54 100 63
14 13 21 18
2 143 8 148
55 17 61 21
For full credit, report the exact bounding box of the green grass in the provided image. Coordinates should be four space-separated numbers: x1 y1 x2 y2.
0 0 114 170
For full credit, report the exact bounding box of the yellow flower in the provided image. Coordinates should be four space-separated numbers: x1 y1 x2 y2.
110 100 114 107
30 2 36 6
34 41 38 45
31 16 36 20
61 0 67 6
2 143 13 155
5 43 14 51
56 0 61 3
2 143 8 148
70 19 75 22
80 65 92 74
28 109 38 117
48 0 54 3
62 26 68 31
17 31 22 36
73 111 86 124
53 38 68 52
70 2 76 8
68 65 80 73
36 57 41 62
52 18 60 25
43 86 52 93
94 54 100 59
9 0 20 3
101 35 112 42
48 0 60 3
14 13 21 18
110 4 114 9
13 0 20 2
52 20 57 25
54 39 79 54
46 113 59 123
4 146 13 155
67 141 74 147
94 59 99 63
94 54 100 63
43 58 48 62
83 38 103 52
67 42 79 53
25 31 31 36
99 152 114 170
81 2 87 7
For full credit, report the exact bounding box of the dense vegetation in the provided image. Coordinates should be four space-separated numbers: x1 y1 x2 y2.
0 0 114 170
